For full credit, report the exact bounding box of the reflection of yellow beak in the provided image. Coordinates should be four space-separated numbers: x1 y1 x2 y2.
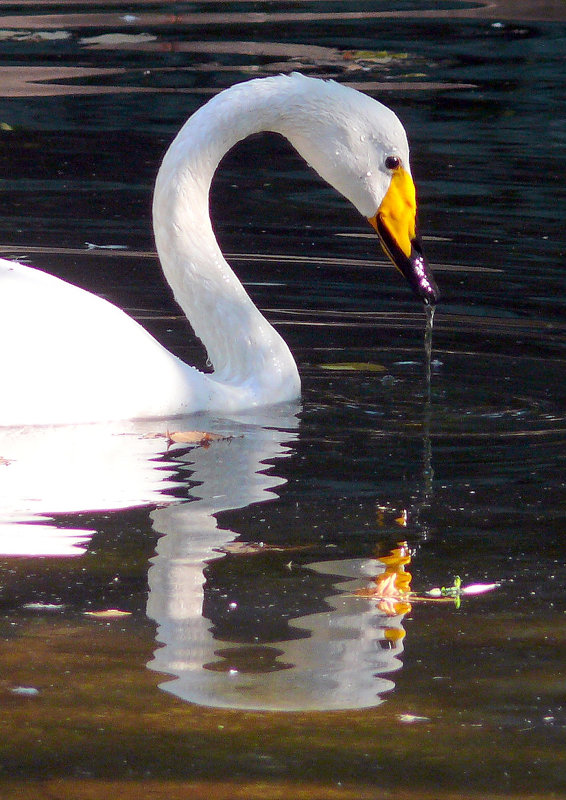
368 167 439 304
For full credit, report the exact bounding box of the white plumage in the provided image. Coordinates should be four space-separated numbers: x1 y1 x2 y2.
0 73 437 426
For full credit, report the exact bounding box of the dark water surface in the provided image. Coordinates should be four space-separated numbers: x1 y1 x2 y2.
0 2 565 799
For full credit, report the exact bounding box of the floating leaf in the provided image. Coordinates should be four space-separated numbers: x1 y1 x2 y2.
84 609 132 618
343 49 408 63
167 430 233 446
355 542 412 616
425 577 500 606
140 429 237 447
219 541 310 556
319 362 386 372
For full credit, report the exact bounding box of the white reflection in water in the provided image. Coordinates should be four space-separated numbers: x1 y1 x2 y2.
0 419 182 556
147 410 408 711
0 524 92 557
149 547 405 711
0 406 410 710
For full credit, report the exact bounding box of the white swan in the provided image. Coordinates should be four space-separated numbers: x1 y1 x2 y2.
0 73 438 427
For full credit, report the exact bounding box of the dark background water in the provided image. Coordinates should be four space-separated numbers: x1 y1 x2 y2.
0 2 565 799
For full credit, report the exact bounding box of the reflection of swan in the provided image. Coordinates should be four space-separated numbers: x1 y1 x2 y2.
149 550 408 712
147 411 410 711
0 401 412 709
0 417 194 556
0 73 438 426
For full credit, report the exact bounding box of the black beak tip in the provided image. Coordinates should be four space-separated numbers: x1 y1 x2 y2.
407 249 440 306
421 277 441 306
374 217 440 305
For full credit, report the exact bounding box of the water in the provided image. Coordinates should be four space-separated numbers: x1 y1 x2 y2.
0 2 565 798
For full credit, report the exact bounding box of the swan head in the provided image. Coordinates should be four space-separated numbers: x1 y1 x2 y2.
367 161 440 306
282 75 440 305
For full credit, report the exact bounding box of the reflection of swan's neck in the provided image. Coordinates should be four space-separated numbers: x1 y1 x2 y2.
421 305 435 515
153 78 302 394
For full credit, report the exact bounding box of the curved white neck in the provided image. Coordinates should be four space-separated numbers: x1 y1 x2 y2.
152 77 306 389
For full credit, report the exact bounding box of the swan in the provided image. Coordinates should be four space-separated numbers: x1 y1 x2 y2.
0 73 439 427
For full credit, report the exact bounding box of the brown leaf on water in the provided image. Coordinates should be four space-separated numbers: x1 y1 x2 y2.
319 362 386 372
167 430 233 446
84 609 132 618
342 49 409 64
355 542 413 616
140 430 236 447
218 542 312 556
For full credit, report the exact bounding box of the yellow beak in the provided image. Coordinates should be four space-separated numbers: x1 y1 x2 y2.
368 167 439 304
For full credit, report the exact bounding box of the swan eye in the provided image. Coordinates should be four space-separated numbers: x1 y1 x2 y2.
385 155 400 171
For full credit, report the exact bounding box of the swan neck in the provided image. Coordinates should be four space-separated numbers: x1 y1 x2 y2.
152 76 301 396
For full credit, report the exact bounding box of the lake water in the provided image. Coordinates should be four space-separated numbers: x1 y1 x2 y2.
0 2 565 798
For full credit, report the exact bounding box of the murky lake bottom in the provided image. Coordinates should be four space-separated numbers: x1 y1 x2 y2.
0 2 565 798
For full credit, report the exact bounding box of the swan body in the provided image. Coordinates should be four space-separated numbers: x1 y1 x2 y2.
0 73 438 427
